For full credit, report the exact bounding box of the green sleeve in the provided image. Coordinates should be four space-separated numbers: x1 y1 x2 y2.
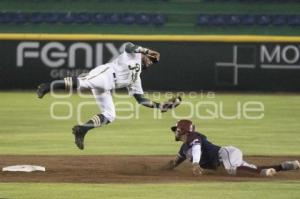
125 42 139 53
133 94 160 109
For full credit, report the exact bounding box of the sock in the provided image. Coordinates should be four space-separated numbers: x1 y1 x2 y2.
63 77 78 90
49 77 78 91
81 114 110 132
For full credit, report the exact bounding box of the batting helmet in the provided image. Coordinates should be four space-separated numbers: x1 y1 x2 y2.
171 119 195 141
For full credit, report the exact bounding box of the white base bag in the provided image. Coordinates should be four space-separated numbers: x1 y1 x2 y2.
2 165 46 172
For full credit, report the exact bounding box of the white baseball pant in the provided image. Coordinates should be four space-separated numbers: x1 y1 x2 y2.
77 64 116 122
219 146 257 175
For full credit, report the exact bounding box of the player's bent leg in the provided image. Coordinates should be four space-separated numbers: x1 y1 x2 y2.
37 77 78 98
239 161 285 177
236 161 260 175
254 160 299 176
236 161 274 177
241 160 257 170
72 89 115 150
226 162 276 177
220 147 277 177
77 65 115 92
251 162 295 176
236 166 258 174
72 114 111 150
92 90 116 123
218 146 243 175
219 146 266 176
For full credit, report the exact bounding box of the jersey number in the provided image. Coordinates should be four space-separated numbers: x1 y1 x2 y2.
128 63 141 82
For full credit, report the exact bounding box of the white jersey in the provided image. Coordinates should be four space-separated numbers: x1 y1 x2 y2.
110 50 144 95
76 42 146 123
78 43 144 96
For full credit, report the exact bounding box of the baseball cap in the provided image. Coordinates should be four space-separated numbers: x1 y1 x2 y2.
170 119 194 134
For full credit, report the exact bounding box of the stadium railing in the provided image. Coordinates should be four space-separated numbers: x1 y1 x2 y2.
0 11 166 26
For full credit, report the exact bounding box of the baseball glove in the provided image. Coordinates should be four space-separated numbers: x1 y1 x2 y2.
147 50 160 63
160 96 182 113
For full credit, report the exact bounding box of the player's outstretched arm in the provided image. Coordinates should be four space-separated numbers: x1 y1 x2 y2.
124 42 160 62
125 42 149 54
133 94 182 112
133 94 161 109
163 155 186 170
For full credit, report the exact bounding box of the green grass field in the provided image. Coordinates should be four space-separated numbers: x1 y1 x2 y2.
0 91 299 199
1 182 300 199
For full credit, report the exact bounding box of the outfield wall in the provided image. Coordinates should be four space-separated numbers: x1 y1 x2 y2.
1 34 300 91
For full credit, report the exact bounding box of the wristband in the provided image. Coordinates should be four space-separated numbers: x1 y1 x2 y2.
153 102 161 109
135 46 149 54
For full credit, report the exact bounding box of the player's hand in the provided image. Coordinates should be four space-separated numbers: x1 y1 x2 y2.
160 96 182 113
192 163 203 176
163 160 176 170
147 50 160 63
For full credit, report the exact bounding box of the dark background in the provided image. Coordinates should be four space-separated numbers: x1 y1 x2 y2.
1 40 299 91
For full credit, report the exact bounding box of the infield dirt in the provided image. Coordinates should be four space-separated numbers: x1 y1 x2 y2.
1 155 300 183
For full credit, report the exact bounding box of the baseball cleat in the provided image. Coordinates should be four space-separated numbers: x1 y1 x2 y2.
281 160 300 171
72 125 88 150
36 83 49 99
260 168 276 177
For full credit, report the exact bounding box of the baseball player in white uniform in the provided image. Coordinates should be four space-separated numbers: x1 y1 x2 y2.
165 119 300 177
37 42 181 150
